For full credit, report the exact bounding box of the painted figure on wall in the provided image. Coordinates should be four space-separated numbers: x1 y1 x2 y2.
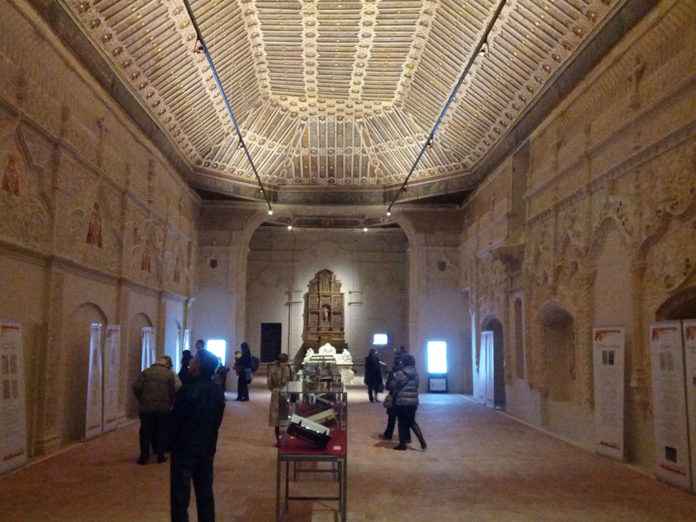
141 244 152 273
173 255 181 284
86 202 103 248
1 154 21 196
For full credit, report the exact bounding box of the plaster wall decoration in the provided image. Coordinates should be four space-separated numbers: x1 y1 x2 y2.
0 124 51 252
591 184 637 254
640 144 696 239
477 255 507 316
524 217 555 292
645 218 696 295
557 201 589 274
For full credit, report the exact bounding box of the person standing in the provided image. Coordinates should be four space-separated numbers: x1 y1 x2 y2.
234 342 252 401
169 349 226 522
381 351 406 442
364 348 384 402
267 353 293 445
388 354 426 451
133 356 176 465
179 350 193 385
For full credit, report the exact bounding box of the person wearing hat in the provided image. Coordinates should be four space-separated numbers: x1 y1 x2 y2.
133 356 176 464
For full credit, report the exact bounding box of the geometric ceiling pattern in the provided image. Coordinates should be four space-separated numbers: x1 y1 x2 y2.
66 0 623 190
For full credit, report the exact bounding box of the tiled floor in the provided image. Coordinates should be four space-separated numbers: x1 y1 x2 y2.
1 391 695 521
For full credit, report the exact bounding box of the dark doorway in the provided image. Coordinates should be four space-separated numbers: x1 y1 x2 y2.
260 323 282 362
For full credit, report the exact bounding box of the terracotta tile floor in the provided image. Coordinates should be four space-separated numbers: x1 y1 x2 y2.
1 391 695 521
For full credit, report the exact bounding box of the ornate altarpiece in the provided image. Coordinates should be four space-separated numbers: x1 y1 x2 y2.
298 270 346 360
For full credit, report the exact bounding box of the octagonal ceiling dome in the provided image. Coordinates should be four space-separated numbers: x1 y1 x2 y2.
65 0 624 198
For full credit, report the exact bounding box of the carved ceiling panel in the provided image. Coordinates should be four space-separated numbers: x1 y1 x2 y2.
65 0 625 191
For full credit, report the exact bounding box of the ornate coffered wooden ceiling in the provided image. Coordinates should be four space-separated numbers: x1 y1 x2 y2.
64 0 625 198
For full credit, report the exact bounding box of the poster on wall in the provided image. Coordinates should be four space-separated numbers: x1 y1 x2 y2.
649 322 691 490
592 327 625 460
103 325 121 433
682 320 696 493
0 321 28 474
84 322 104 440
141 327 155 370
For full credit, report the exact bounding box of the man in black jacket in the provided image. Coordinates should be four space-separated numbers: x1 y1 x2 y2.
170 349 225 522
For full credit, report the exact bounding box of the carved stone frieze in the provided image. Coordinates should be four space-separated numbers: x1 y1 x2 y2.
645 217 696 294
524 217 554 291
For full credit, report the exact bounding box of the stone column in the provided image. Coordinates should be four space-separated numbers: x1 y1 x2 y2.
156 292 167 357
285 290 303 359
115 283 130 423
576 269 596 409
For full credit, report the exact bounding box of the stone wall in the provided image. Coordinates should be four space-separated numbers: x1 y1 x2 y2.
462 0 696 470
246 226 409 365
0 0 198 456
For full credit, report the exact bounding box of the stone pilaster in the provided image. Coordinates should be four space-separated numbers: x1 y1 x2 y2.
34 266 64 454
629 258 650 416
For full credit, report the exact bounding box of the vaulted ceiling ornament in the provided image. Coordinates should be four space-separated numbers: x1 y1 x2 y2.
63 0 624 197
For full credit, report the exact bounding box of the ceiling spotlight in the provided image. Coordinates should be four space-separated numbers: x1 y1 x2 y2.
287 225 293 231
267 209 274 216
363 227 368 232
386 210 392 217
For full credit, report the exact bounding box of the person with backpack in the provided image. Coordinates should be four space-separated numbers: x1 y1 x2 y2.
234 342 253 401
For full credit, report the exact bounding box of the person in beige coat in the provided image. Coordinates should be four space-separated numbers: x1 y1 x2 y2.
267 353 293 444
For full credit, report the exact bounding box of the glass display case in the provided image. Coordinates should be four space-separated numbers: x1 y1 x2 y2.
278 389 348 444
275 390 349 521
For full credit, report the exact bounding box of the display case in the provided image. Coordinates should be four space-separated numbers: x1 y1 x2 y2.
279 389 348 440
275 390 349 521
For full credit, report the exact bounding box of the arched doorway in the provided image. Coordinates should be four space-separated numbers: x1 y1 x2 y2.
539 304 575 402
481 317 506 409
126 313 153 419
656 286 696 321
63 303 107 445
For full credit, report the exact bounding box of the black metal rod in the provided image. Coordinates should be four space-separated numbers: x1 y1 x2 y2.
387 0 508 213
181 0 273 212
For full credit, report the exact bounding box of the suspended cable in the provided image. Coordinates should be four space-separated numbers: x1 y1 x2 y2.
386 0 508 215
181 0 273 215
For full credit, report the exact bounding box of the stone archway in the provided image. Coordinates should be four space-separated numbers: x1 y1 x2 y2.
63 302 107 445
482 316 506 408
126 313 153 419
656 286 696 321
539 304 575 402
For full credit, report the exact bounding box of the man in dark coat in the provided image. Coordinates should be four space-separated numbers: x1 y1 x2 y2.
364 348 384 402
169 349 226 522
133 356 176 464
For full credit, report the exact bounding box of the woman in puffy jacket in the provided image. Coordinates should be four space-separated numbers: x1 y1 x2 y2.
387 354 427 451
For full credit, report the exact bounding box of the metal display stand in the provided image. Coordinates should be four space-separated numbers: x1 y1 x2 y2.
275 392 348 521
